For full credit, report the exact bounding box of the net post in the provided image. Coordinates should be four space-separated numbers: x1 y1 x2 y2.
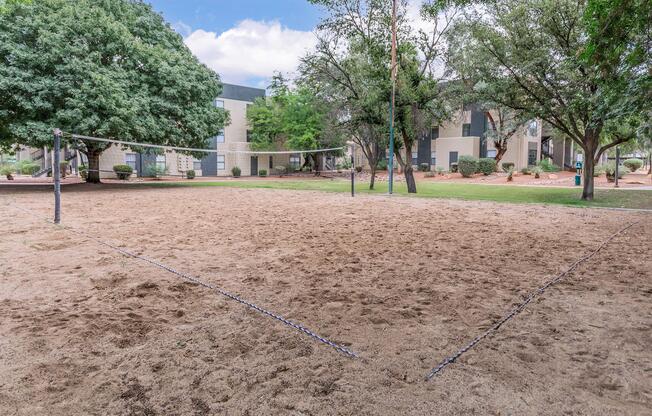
53 128 62 224
615 146 620 188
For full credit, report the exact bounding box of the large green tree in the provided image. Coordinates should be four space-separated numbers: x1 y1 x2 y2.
247 73 344 172
0 0 227 182
444 0 650 200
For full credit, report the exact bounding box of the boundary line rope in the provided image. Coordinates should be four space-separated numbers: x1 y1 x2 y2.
66 133 345 155
10 204 360 359
425 220 639 380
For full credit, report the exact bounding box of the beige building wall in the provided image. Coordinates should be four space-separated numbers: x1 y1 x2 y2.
433 136 480 169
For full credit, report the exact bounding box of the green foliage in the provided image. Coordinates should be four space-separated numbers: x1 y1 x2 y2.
521 167 531 175
186 170 195 179
531 166 543 178
79 164 88 179
113 164 133 180
377 160 388 171
424 171 435 178
537 159 560 172
231 166 241 177
436 166 446 175
457 156 478 178
450 163 458 173
15 160 39 175
275 165 287 176
0 163 14 179
144 164 166 179
258 169 267 177
0 0 227 180
501 162 515 173
355 166 362 173
506 167 515 181
623 158 643 172
418 163 430 172
605 163 629 179
478 158 496 175
593 164 606 177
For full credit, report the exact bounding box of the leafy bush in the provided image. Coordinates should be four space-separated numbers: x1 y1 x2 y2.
506 167 515 182
355 166 362 173
377 159 388 170
436 166 446 175
418 163 430 172
457 156 478 178
275 165 287 176
258 169 267 177
605 163 629 181
531 166 543 178
301 166 311 172
623 158 643 172
478 158 496 175
521 167 531 175
0 164 15 180
60 161 69 178
537 158 560 172
186 169 195 179
144 164 166 179
501 162 514 172
231 166 241 177
340 159 352 170
79 164 88 180
16 160 40 175
113 164 134 180
424 171 435 178
593 164 606 177
450 162 458 173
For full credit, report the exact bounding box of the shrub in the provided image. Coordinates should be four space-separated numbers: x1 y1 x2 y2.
531 166 543 178
478 158 496 175
521 167 531 175
113 164 134 180
60 161 69 178
258 169 267 177
418 163 430 172
1 164 15 180
593 164 606 177
355 166 362 173
436 166 445 175
275 165 287 176
506 167 515 182
424 171 435 178
340 159 352 170
144 164 166 179
186 170 195 179
457 156 478 178
301 165 312 172
377 159 388 170
16 160 40 175
450 162 458 173
605 163 629 181
623 158 643 172
537 158 560 172
501 162 515 172
231 166 241 177
79 164 88 180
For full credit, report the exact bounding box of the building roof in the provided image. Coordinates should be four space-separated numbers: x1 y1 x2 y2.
219 83 265 102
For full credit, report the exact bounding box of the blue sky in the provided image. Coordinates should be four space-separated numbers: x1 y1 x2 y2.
147 1 324 88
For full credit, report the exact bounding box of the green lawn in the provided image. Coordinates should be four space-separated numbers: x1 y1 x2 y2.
144 179 652 210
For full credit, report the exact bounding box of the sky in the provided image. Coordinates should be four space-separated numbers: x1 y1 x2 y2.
148 0 324 88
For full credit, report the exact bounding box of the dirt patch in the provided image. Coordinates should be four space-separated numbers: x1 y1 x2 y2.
0 186 650 415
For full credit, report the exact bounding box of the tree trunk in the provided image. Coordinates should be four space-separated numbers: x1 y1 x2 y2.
369 166 376 190
494 143 508 170
404 164 416 193
86 148 101 183
648 153 651 175
582 157 595 200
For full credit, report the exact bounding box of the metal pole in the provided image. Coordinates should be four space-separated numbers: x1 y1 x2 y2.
53 128 62 224
388 0 397 195
350 145 355 197
614 146 620 188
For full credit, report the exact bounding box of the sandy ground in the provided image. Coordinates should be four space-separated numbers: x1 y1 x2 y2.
0 185 650 415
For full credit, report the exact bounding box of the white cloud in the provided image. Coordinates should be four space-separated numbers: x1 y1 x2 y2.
184 20 316 85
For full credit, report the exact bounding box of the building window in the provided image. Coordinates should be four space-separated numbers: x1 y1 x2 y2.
462 123 471 137
214 99 224 108
156 154 166 170
289 153 301 169
486 149 497 158
193 159 202 171
431 126 439 139
125 153 137 171
216 130 225 143
217 154 225 171
268 156 273 169
246 130 253 142
430 151 436 165
411 151 418 165
449 151 458 168
528 120 538 136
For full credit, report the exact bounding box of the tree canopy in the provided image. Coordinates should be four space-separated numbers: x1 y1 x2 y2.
0 0 228 181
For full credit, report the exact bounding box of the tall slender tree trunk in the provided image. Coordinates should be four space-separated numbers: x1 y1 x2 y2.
404 164 416 193
369 165 376 190
494 143 508 170
581 128 600 201
582 157 595 200
648 153 651 175
86 148 101 183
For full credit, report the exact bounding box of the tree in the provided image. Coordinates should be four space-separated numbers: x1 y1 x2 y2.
247 73 344 171
0 0 227 183
306 0 454 193
444 0 650 200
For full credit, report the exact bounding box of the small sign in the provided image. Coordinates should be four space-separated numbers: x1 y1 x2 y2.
576 153 584 162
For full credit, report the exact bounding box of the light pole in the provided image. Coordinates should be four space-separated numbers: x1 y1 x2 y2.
53 128 62 224
388 0 397 195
